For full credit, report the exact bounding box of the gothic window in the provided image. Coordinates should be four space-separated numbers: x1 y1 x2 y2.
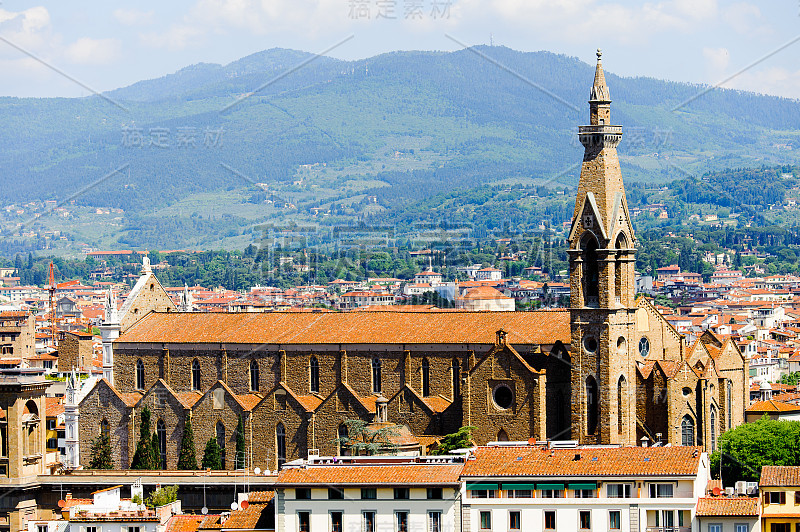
100 418 109 439
136 359 145 390
371 358 382 394
586 376 598 435
216 421 226 469
638 337 650 358
452 359 460 398
582 234 600 306
710 406 717 451
276 423 286 469
191 359 201 391
250 359 259 392
338 424 348 456
617 375 627 435
156 419 166 469
615 233 628 304
681 415 694 446
497 429 509 442
727 380 733 430
310 356 320 394
421 358 430 397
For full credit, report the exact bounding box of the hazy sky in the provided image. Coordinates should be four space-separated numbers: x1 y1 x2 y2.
1 0 799 99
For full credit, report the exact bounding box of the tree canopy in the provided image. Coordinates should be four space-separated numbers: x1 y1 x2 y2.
711 417 800 483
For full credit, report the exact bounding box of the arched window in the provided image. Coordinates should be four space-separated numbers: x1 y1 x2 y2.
452 359 460 398
586 376 598 435
23 400 39 456
421 358 430 397
276 423 286 469
371 358 381 394
100 418 109 439
216 421 226 469
615 233 627 305
156 419 166 469
250 359 259 392
191 359 201 391
681 415 695 446
136 359 145 390
310 356 320 394
338 424 348 456
710 406 717 451
582 234 600 306
617 375 627 435
497 429 509 442
727 380 733 430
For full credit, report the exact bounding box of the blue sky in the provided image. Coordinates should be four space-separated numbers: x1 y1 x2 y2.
0 0 799 99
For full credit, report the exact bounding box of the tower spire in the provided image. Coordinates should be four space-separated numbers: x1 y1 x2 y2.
590 49 610 103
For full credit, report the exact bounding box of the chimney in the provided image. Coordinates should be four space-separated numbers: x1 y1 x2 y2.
640 436 649 447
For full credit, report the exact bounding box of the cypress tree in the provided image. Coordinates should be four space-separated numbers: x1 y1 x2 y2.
88 434 113 469
152 432 162 469
131 406 157 469
177 416 198 470
235 415 246 470
201 437 222 470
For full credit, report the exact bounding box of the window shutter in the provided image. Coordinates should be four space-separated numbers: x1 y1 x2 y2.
781 491 787 504
763 491 769 504
795 491 800 505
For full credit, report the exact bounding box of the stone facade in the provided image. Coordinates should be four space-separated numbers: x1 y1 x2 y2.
77 51 748 472
58 331 94 372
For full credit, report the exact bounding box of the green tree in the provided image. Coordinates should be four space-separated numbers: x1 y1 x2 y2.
432 426 475 455
177 416 198 470
710 417 800 483
235 415 246 470
201 437 223 470
152 432 162 469
332 419 400 456
88 434 113 469
145 485 178 508
781 372 800 386
131 406 158 470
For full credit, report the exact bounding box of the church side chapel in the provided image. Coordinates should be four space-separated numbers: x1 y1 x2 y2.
71 51 748 472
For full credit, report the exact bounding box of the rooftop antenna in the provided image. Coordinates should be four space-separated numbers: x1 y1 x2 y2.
490 33 494 47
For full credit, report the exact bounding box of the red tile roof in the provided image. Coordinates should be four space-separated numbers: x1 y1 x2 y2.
761 465 800 486
696 497 759 517
276 463 464 486
118 311 570 346
166 515 208 532
746 400 800 413
221 503 271 530
461 445 704 478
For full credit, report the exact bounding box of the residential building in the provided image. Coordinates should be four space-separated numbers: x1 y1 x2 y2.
695 497 760 532
760 465 800 531
276 455 462 532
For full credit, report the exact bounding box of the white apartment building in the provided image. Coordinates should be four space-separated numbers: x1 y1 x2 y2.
461 444 711 532
276 456 463 532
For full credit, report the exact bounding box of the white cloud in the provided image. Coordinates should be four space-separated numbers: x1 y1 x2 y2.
64 37 121 65
0 6 53 53
722 2 771 36
142 24 204 51
113 8 155 27
722 66 800 99
703 46 729 75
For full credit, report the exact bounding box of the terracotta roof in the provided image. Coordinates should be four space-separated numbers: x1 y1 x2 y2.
46 397 64 417
461 445 704 478
745 400 800 413
761 465 800 486
174 391 203 409
247 491 274 503
118 311 570 346
458 286 512 300
222 502 273 530
696 497 759 517
421 395 452 413
236 393 264 411
276 463 464 486
166 515 208 532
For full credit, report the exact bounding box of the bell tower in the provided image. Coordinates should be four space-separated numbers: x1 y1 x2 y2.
568 50 637 445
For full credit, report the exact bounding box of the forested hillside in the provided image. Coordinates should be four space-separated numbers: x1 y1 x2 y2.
2 46 800 252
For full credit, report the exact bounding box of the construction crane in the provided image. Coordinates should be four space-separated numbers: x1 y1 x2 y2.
47 262 57 349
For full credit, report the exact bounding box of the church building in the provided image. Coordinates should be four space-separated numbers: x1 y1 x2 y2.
75 51 748 471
